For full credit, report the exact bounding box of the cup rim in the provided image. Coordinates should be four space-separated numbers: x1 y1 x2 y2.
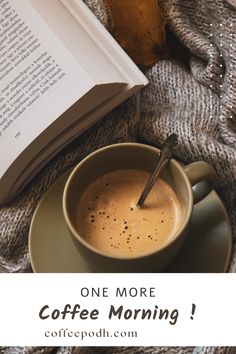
62 142 193 261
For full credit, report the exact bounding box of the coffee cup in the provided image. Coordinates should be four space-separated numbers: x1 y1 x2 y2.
63 143 216 272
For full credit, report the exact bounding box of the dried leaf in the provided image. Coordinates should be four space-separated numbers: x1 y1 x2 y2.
105 0 166 66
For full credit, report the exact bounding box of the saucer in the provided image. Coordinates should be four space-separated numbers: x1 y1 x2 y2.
29 171 232 273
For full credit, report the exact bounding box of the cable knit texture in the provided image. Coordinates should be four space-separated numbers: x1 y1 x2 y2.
0 0 236 353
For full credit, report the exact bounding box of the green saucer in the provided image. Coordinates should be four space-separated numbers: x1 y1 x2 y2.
29 171 232 273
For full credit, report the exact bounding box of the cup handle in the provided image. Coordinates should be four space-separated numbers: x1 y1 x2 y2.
183 161 217 204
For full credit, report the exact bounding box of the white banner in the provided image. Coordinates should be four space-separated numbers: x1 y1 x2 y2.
0 273 235 346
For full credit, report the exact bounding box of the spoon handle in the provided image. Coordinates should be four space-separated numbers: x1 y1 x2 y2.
136 134 178 208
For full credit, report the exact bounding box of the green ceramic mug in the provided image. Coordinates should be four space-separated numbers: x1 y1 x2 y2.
63 143 216 272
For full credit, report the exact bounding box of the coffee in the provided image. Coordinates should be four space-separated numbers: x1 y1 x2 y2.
76 169 181 257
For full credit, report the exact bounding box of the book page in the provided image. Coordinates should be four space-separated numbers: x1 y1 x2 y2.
0 0 94 178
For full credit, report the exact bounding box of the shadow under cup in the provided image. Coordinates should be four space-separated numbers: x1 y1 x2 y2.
63 143 193 272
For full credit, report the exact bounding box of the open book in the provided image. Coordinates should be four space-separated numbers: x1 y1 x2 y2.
0 0 148 205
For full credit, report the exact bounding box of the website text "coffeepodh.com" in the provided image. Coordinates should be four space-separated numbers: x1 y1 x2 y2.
44 327 138 340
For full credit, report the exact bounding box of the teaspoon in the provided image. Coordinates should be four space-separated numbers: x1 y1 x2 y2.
136 134 178 208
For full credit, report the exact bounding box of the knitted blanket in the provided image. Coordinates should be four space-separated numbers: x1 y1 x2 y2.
0 0 236 353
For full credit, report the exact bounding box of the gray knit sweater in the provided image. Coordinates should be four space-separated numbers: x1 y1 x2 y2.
0 0 236 353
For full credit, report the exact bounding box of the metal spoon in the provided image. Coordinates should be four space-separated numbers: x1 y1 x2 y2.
136 134 178 208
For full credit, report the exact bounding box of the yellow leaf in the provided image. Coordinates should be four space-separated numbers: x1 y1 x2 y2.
105 0 166 66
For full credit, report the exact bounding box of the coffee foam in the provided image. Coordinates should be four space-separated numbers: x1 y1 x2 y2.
76 169 181 257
